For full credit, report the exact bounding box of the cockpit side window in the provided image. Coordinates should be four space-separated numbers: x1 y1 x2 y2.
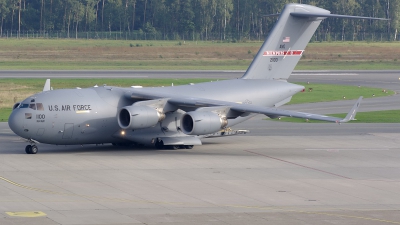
18 103 44 111
36 103 44 111
19 104 29 108
29 104 36 110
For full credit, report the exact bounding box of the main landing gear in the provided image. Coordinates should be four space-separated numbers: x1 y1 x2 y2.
154 139 193 150
25 145 38 154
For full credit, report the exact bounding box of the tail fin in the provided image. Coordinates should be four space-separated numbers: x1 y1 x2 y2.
43 79 51 92
242 4 388 80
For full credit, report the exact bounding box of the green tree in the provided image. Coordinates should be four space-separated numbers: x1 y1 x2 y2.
216 0 232 40
82 0 97 32
0 0 10 36
179 0 195 36
195 0 217 40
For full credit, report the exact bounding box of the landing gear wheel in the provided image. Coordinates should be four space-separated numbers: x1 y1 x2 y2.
170 145 179 150
25 145 32 154
25 145 38 154
30 145 38 154
184 145 194 149
155 140 164 149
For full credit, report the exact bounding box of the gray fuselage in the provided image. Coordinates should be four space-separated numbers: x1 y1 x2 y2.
8 79 304 146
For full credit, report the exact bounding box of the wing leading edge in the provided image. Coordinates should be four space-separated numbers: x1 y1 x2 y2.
127 90 363 123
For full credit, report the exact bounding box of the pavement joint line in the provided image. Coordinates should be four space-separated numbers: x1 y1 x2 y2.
1 175 400 224
244 149 353 180
0 176 193 206
224 204 400 225
244 149 400 183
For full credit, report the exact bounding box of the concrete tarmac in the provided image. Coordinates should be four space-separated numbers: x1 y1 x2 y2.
1 71 400 224
1 122 400 225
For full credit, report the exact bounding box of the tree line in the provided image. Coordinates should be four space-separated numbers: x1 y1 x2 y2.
0 0 397 41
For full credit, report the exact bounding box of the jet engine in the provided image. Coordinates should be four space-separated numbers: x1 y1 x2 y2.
181 111 228 135
118 105 165 130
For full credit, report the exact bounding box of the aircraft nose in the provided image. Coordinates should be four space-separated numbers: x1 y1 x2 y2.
8 110 24 136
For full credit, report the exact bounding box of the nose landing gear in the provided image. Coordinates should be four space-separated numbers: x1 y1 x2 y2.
25 145 38 154
25 139 39 154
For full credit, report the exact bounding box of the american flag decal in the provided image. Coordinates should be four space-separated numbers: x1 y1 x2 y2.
283 37 290 43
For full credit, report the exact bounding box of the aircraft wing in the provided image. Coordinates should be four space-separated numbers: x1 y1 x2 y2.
228 97 362 123
127 91 362 123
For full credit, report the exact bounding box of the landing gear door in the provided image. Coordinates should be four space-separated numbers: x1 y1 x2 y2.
62 123 74 139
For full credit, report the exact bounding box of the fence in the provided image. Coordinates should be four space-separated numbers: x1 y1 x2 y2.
0 30 398 42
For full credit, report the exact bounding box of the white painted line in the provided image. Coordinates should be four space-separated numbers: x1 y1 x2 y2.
223 70 246 73
291 73 358 76
306 148 390 151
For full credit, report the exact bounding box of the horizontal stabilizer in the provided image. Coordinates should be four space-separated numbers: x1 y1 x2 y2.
291 12 389 20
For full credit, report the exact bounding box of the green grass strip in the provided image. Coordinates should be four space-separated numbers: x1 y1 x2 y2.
0 108 12 123
1 60 400 71
289 82 393 104
296 61 400 70
0 60 251 70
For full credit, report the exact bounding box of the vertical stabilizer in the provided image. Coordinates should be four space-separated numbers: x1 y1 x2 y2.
242 4 329 80
43 79 51 92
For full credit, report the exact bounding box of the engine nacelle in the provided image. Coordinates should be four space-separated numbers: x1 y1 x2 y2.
118 105 165 130
181 111 228 135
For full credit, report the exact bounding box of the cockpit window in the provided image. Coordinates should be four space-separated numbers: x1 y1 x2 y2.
36 103 44 111
29 104 36 110
18 102 44 111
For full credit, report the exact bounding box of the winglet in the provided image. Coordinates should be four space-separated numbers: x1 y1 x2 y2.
43 79 51 92
340 96 363 123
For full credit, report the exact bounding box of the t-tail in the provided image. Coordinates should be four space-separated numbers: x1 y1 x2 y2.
242 4 388 80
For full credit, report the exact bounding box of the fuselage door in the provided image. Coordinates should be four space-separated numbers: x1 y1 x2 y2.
62 123 74 139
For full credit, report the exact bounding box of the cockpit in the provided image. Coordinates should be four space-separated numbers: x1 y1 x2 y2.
14 98 44 111
18 103 44 111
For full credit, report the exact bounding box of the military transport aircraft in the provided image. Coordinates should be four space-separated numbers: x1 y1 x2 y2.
8 4 387 154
